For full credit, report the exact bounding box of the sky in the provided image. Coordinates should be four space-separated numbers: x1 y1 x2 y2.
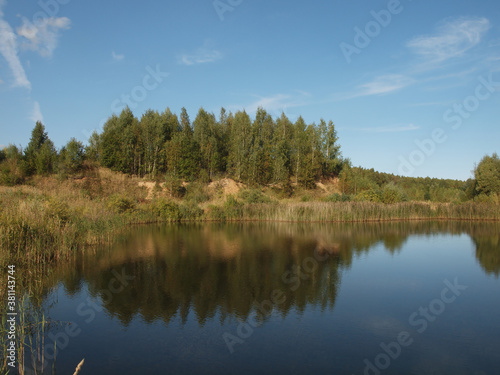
0 0 499 180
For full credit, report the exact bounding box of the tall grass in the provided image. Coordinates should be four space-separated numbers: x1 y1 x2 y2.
218 201 500 222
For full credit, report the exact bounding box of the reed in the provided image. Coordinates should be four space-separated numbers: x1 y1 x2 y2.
228 201 500 222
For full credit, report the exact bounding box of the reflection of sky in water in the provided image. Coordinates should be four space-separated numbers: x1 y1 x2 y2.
28 223 500 374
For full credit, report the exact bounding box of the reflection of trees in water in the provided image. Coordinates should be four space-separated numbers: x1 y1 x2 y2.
81 227 344 326
13 221 499 326
468 223 500 277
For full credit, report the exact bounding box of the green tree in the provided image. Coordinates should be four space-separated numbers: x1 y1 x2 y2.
24 121 50 175
100 107 139 174
228 110 252 182
85 131 101 162
318 119 342 176
475 153 500 197
59 138 85 174
272 112 292 186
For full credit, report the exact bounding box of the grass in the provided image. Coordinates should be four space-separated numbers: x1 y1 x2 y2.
1 168 499 271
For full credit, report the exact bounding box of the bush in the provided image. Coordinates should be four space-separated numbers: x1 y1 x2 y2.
0 160 25 186
164 174 186 198
179 202 204 220
238 189 271 204
354 189 382 202
152 198 181 221
107 194 136 213
381 184 408 204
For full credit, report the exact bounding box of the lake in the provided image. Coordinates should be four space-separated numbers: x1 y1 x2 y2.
12 221 500 374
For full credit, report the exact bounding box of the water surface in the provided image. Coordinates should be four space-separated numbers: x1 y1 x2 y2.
13 222 500 374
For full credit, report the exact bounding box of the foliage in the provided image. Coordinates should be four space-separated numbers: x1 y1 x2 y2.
152 198 181 221
475 153 500 197
58 138 85 175
0 145 25 186
107 194 136 213
238 188 271 204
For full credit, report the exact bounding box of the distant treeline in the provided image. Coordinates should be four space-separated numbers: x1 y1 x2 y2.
0 106 499 203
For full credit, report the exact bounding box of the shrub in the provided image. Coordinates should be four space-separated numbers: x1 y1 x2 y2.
354 189 382 202
381 183 408 204
238 189 271 204
107 194 135 213
0 160 25 186
152 198 181 221
179 202 204 220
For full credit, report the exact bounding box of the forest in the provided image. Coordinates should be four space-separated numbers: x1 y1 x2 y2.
1 106 499 204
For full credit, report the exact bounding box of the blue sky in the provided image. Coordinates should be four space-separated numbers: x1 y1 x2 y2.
0 0 499 180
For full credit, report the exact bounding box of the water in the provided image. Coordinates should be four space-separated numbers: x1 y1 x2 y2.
13 222 500 374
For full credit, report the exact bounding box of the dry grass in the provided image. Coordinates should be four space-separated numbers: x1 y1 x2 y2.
72 359 85 375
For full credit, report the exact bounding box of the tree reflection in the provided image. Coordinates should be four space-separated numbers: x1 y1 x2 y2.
8 221 498 328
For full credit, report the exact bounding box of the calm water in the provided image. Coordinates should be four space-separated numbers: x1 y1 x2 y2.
14 222 500 374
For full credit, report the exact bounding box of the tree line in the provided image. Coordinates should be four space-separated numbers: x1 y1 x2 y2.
0 106 499 203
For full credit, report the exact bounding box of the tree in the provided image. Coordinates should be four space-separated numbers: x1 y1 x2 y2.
194 107 221 179
85 131 101 162
272 112 292 186
24 121 50 175
291 116 311 186
140 109 165 177
35 139 57 175
59 138 85 174
475 153 500 197
100 107 139 174
318 119 342 176
228 110 252 182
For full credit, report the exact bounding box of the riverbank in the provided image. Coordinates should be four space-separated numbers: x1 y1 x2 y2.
1 170 499 269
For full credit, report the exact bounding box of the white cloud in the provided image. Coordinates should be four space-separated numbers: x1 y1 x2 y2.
407 17 490 63
30 101 43 123
357 74 415 96
112 50 124 61
234 91 311 116
356 124 420 133
0 1 30 89
333 75 415 101
178 41 222 66
17 16 70 58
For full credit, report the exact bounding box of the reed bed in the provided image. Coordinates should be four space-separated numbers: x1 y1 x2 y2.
224 201 500 222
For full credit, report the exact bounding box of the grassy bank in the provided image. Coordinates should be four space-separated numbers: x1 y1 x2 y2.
1 169 500 270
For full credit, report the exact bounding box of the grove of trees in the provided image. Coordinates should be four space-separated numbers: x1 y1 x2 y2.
88 106 344 188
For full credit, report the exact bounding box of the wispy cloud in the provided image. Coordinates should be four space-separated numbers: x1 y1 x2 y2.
407 17 490 63
30 101 43 123
357 74 415 96
112 50 124 61
178 41 222 66
355 124 420 133
334 74 415 100
233 91 311 116
0 2 30 88
17 16 71 58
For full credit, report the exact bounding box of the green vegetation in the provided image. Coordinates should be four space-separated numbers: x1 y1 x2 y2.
0 107 499 269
